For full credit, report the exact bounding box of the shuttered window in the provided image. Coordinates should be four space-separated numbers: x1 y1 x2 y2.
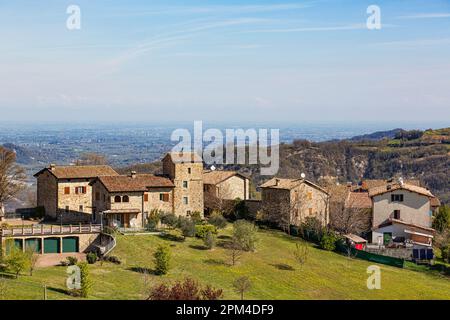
144 194 149 202
64 187 70 194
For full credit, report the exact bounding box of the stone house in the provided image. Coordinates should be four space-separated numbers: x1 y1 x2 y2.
260 178 329 227
368 181 437 247
34 152 205 228
92 172 174 228
203 170 250 213
34 164 119 223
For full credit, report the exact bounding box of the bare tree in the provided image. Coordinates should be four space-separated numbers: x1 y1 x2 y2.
330 196 371 236
226 240 243 266
232 276 252 300
204 183 234 214
75 152 107 166
0 147 27 218
292 241 309 267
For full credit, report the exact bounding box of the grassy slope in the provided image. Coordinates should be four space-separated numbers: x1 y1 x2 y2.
2 226 450 300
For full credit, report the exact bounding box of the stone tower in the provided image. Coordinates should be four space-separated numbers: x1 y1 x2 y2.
162 152 204 217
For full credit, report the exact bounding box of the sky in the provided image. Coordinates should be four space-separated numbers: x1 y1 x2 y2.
0 0 449 124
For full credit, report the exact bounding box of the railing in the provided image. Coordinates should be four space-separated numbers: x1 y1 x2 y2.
1 224 102 237
101 233 117 256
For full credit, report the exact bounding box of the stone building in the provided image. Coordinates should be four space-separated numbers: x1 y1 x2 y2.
162 152 204 217
34 151 205 228
34 165 119 223
260 178 329 227
203 170 250 213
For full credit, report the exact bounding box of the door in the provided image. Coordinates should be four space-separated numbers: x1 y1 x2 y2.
44 237 60 254
62 237 79 253
124 214 130 228
383 232 392 245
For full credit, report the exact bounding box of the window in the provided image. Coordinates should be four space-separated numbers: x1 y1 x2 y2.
64 187 70 195
144 194 149 202
307 192 313 200
391 194 404 202
79 205 84 212
103 194 106 202
183 181 188 188
160 193 170 202
183 196 189 205
394 210 401 219
123 195 130 203
309 208 313 215
75 186 86 194
114 195 122 203
187 210 191 215
65 206 70 213
95 192 100 201
187 168 191 174
93 211 96 222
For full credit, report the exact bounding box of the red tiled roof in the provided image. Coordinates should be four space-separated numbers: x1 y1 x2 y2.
34 165 118 179
203 170 248 185
345 192 372 209
368 183 434 198
375 218 435 233
98 174 174 192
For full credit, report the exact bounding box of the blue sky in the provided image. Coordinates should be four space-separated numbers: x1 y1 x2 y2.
1 0 450 123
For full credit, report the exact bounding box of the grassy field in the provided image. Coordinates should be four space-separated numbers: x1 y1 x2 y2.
1 226 450 300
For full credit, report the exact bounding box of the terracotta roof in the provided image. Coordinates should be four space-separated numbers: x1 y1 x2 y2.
327 184 351 203
34 165 118 179
260 178 328 194
361 179 421 190
375 218 435 233
98 174 174 192
163 152 203 163
368 183 434 198
345 192 372 209
203 170 248 185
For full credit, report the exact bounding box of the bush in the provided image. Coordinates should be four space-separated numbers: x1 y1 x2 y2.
161 213 178 228
208 211 227 229
66 256 78 266
233 199 251 220
78 262 92 298
178 217 196 237
154 245 171 275
4 246 30 278
148 277 223 300
232 220 258 252
146 209 162 231
190 211 203 224
203 231 216 250
86 252 97 264
195 224 217 239
299 217 323 243
33 206 45 219
320 231 337 251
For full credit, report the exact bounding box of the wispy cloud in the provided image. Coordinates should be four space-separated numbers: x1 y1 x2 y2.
397 13 450 19
241 23 367 34
372 38 450 47
112 3 315 17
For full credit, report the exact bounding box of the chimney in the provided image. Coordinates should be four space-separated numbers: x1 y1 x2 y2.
398 177 404 187
50 164 56 171
131 171 137 179
275 178 280 186
346 182 352 189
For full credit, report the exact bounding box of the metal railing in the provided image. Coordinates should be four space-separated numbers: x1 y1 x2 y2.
1 224 102 237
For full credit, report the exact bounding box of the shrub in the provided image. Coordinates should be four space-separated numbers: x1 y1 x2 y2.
33 206 46 219
433 205 450 232
146 209 162 231
86 252 97 264
208 211 227 229
4 246 30 278
233 199 251 220
78 262 92 298
320 231 337 251
299 217 323 243
161 213 178 228
232 220 258 252
148 278 223 300
178 217 196 238
203 231 216 250
195 224 217 239
66 256 78 266
154 245 171 275
190 211 203 224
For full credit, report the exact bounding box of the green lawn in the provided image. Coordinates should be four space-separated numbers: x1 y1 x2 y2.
2 226 450 300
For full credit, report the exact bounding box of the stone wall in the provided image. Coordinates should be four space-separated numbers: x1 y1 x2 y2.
36 171 58 218
57 178 95 223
